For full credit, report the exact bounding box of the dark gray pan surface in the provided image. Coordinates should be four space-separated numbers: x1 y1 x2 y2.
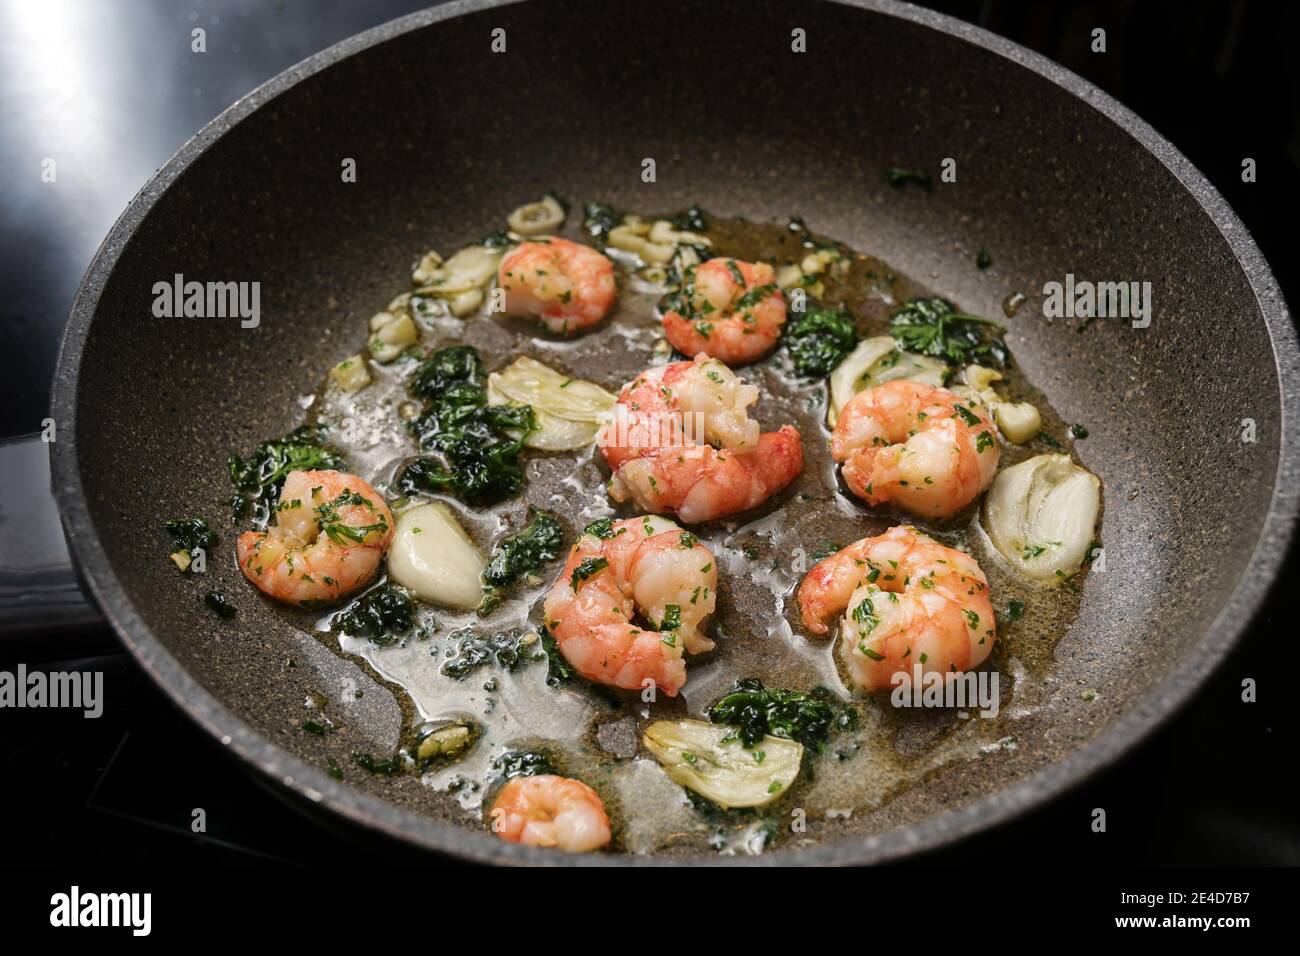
50 0 1298 864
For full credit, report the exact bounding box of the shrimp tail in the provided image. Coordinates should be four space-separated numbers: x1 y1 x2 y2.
796 541 866 634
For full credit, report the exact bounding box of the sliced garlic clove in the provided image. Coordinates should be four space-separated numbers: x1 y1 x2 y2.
415 722 473 761
607 224 651 255
386 502 485 609
638 240 677 264
329 354 371 393
962 363 1003 392
953 364 1040 444
412 250 444 286
488 356 615 423
619 215 651 236
642 719 802 809
607 223 674 263
486 380 600 451
446 287 484 318
982 453 1101 583
369 312 417 363
992 401 1042 444
647 218 710 249
507 195 565 237
368 309 397 332
776 263 804 290
800 248 839 276
420 244 502 294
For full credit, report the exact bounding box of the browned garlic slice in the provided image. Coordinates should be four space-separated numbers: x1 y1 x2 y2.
982 453 1101 582
643 719 801 809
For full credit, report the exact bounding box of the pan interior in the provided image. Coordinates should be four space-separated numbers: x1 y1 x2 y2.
64 0 1283 860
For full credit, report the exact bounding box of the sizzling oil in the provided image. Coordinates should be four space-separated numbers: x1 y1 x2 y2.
302 215 1094 856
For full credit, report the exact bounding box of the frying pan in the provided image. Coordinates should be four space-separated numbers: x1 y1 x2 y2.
46 0 1299 864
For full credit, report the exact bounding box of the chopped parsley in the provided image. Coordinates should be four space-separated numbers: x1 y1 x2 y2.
786 306 858 377
851 595 879 634
331 583 413 645
889 296 1009 368
570 556 609 590
885 166 932 190
670 204 708 232
582 201 619 246
227 424 342 526
706 677 837 751
204 590 237 620
480 509 564 613
441 627 534 679
399 346 536 505
164 517 215 571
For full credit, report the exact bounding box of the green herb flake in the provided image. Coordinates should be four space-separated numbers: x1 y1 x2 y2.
786 306 858 377
889 296 1009 368
331 583 414 645
480 509 564 612
570 556 609 590
398 346 536 506
706 677 837 751
227 424 342 526
204 591 237 620
885 166 932 190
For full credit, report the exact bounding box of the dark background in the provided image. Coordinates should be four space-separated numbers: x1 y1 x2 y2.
0 0 1296 866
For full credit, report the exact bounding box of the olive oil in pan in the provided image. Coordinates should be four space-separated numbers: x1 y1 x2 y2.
290 213 1096 855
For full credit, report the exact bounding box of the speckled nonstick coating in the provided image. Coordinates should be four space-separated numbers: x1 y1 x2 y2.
50 0 1299 865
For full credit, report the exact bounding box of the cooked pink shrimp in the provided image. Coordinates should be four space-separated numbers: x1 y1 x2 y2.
610 428 804 525
236 470 394 606
600 353 762 470
662 257 786 365
489 775 611 853
498 238 617 333
542 515 718 697
796 525 995 691
832 379 999 519
598 354 804 523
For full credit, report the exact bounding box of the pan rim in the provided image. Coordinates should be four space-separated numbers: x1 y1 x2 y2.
49 0 1299 866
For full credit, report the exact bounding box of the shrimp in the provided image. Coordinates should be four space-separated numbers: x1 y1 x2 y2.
236 469 394 606
598 353 804 524
796 525 996 691
600 353 761 470
542 515 718 697
610 428 804 525
489 774 611 853
497 237 617 334
831 379 1000 519
661 257 787 365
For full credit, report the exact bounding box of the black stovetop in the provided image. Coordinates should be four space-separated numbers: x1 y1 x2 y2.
1 0 1297 866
